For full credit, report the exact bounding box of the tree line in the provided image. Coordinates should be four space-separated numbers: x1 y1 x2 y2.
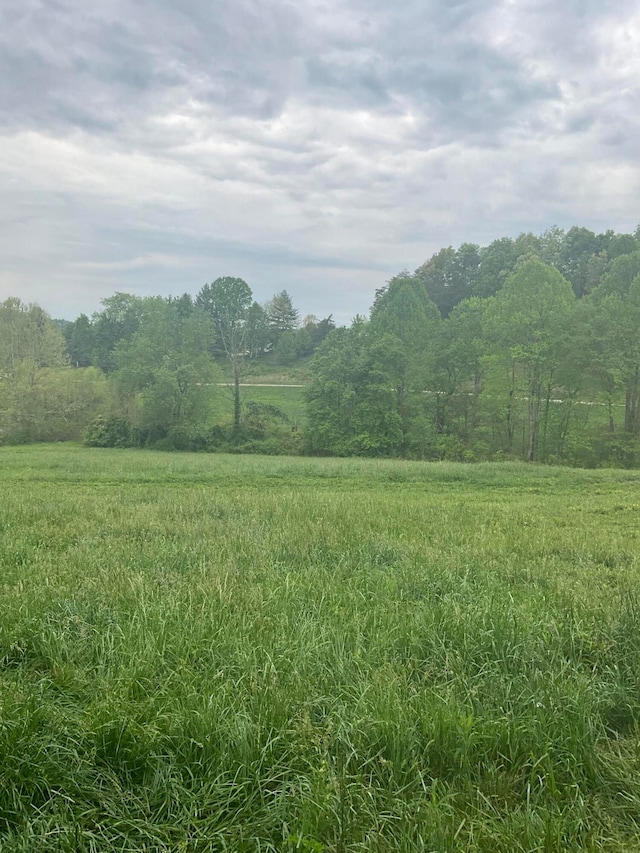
2 223 640 467
0 285 332 452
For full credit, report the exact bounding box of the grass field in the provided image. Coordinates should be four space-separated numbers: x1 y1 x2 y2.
211 383 307 428
2 446 640 851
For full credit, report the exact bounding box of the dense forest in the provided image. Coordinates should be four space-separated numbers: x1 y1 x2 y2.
3 224 640 467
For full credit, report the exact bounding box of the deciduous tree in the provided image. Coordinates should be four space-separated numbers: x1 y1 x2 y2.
114 300 217 444
196 277 253 437
483 261 576 461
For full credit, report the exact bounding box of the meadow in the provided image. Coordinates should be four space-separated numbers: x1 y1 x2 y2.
2 446 640 851
211 382 307 428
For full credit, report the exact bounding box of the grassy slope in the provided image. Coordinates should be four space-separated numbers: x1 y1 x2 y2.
211 383 306 427
2 446 640 850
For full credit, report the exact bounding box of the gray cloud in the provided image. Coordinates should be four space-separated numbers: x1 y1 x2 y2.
0 0 639 321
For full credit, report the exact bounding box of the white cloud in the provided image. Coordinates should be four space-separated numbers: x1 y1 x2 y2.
0 0 639 320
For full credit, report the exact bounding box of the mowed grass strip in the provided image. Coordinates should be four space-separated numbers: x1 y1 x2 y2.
1 446 640 851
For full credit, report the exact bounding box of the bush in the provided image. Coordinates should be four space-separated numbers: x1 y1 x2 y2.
242 401 290 440
83 416 132 448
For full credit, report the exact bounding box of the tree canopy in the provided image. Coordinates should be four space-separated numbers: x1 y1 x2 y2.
4 222 640 466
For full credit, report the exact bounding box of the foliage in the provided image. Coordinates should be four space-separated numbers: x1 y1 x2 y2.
84 415 132 448
5 223 640 465
482 260 576 461
0 297 68 376
62 313 94 367
302 314 335 350
246 300 271 357
266 289 299 346
274 329 299 364
195 277 253 359
90 293 153 373
196 276 254 437
0 300 109 444
112 301 218 443
235 400 303 455
589 275 640 435
413 244 480 317
305 321 418 457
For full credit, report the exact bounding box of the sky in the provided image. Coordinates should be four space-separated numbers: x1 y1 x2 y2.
1 0 639 324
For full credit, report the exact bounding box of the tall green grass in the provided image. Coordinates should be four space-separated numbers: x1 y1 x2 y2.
1 446 640 850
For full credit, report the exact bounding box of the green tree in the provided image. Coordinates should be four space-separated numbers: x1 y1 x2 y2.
483 261 576 461
588 275 640 437
602 230 638 260
371 273 439 343
293 326 314 358
64 314 95 367
113 301 217 445
0 299 108 443
266 290 299 347
0 299 69 442
370 274 440 450
195 277 253 438
275 330 299 365
595 251 640 299
306 320 405 457
473 237 521 299
557 226 603 297
305 315 336 350
91 293 150 373
414 244 481 318
432 298 487 444
0 298 68 380
246 301 270 358
166 293 195 317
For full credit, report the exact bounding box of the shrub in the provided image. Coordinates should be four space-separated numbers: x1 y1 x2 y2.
83 416 132 448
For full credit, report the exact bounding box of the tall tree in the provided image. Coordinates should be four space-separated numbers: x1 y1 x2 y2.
595 251 640 299
589 273 640 436
196 277 253 438
266 290 299 347
91 293 151 373
246 301 270 358
0 298 68 381
64 314 95 367
483 261 576 461
473 237 520 299
414 244 480 318
0 299 86 443
370 274 440 449
304 315 336 350
557 226 602 297
305 320 405 457
114 300 217 444
602 230 638 260
432 297 487 442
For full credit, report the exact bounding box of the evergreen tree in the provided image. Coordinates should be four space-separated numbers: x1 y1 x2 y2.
266 290 299 346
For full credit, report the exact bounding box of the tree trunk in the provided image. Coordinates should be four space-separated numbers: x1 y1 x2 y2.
527 381 541 462
233 369 241 440
505 365 515 451
608 398 615 433
625 368 640 435
541 381 552 462
435 393 445 434
557 401 573 459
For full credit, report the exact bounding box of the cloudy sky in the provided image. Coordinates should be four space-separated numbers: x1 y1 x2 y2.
1 0 639 323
